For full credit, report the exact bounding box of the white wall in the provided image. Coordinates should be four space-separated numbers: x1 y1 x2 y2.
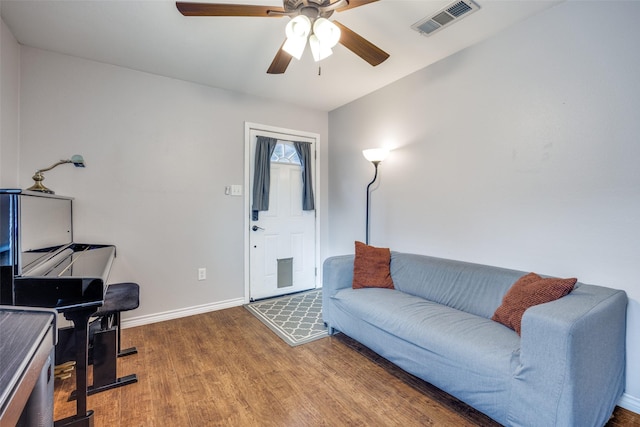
16 46 328 321
0 17 20 185
328 1 640 411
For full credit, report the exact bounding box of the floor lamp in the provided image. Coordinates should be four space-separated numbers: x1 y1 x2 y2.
363 148 389 245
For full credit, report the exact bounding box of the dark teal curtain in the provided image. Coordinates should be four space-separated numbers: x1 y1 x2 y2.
252 136 277 216
293 141 315 211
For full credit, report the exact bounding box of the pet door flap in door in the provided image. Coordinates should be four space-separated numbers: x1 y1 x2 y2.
277 258 293 288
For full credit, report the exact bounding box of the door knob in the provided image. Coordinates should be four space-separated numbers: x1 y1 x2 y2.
252 225 265 231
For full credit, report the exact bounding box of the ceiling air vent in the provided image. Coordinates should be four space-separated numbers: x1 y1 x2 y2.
411 0 480 37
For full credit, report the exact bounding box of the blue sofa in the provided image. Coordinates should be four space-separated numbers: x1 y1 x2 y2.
322 252 627 427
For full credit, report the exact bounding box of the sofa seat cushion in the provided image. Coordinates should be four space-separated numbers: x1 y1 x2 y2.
332 287 521 379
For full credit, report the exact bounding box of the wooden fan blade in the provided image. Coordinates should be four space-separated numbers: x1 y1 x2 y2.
333 21 389 66
267 42 293 74
176 2 285 17
336 0 379 13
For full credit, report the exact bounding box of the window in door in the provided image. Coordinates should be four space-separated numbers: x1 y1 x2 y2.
271 142 301 165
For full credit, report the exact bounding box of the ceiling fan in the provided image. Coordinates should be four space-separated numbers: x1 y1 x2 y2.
176 0 390 74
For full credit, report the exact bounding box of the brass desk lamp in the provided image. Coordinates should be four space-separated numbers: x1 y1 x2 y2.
27 155 85 194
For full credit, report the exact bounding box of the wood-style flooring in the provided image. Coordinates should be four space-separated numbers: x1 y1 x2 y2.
54 306 638 426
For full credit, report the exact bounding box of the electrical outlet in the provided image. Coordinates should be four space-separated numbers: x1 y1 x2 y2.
198 268 206 281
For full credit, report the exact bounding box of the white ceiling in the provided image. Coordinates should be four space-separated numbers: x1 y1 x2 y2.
1 0 561 111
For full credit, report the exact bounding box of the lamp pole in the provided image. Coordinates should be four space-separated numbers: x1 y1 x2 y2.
365 160 380 245
362 148 389 245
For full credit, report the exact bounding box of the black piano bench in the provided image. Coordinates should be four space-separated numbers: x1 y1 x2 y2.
94 282 140 358
81 282 140 397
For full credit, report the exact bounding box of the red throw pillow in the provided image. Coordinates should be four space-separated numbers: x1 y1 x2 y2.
352 241 395 289
492 272 576 335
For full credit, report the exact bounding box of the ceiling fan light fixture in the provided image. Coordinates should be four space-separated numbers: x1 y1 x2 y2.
176 0 389 74
285 15 311 39
283 15 311 60
313 18 341 48
309 34 333 62
283 36 307 59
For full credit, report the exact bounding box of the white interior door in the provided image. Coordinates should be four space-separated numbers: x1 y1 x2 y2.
246 125 319 301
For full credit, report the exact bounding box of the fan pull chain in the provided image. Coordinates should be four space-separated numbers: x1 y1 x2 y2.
318 66 321 76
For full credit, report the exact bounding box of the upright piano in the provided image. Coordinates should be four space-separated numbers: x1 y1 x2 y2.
0 189 115 427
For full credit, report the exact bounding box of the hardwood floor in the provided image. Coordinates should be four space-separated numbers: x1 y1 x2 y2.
54 306 638 426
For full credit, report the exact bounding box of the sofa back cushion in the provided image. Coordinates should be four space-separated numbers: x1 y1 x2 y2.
390 252 526 319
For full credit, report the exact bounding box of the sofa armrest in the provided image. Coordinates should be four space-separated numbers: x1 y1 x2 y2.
322 255 354 332
322 255 354 296
509 284 627 427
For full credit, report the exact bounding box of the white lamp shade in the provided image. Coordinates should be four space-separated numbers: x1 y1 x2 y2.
286 15 311 39
283 15 311 59
283 37 307 60
313 18 341 48
362 148 389 163
309 34 333 62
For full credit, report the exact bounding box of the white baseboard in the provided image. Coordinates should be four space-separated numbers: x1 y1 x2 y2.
120 297 245 329
619 392 640 414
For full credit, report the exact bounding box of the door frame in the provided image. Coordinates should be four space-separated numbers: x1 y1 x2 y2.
243 122 321 303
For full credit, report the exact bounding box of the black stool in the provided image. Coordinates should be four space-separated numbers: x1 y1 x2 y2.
94 282 140 357
83 282 139 397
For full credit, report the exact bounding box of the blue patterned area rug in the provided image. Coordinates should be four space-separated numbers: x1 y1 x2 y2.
245 289 328 347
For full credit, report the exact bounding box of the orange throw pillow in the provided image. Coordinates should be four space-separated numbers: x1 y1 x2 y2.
492 272 576 335
352 241 395 289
